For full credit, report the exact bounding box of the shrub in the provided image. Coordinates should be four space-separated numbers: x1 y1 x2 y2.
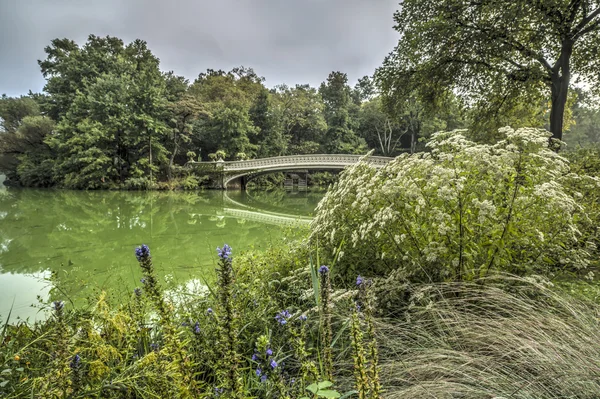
311 127 598 283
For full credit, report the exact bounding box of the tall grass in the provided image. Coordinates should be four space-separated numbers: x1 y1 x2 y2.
377 275 600 398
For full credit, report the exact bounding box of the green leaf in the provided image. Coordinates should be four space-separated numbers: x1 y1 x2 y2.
317 381 334 389
339 390 359 399
306 383 319 394
0 380 9 388
317 390 341 398
1 369 11 375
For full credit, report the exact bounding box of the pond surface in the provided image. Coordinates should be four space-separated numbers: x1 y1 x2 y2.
0 188 324 322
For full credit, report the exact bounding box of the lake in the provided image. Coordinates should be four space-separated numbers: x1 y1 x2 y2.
0 188 324 322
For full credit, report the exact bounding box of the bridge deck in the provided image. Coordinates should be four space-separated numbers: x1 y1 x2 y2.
188 154 393 172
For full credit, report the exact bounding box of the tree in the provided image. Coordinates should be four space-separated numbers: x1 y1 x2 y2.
352 75 376 104
166 94 207 180
272 84 327 154
357 98 406 156
249 88 287 157
190 67 264 159
377 0 600 142
0 96 55 186
40 35 169 188
319 72 367 154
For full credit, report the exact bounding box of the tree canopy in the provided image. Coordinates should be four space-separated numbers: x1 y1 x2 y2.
377 0 600 142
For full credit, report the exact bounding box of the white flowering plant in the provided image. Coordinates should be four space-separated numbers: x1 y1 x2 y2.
310 127 599 282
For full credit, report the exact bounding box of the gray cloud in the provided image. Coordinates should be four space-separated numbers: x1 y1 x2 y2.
0 0 400 96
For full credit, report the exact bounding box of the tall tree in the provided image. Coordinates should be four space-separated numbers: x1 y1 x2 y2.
40 35 169 188
272 84 327 154
377 0 600 142
190 67 264 159
319 72 366 153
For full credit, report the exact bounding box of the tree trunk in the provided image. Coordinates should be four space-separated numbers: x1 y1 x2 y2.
549 42 573 142
168 139 178 182
149 137 153 184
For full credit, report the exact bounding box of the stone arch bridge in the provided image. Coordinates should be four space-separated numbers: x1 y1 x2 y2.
187 154 394 189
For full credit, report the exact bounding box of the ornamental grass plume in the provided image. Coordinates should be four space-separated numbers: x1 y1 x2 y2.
378 275 600 398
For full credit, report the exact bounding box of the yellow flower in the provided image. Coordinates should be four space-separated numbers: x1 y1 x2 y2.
14 355 20 361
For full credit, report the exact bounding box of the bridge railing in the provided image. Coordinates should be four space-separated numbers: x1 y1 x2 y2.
188 154 393 172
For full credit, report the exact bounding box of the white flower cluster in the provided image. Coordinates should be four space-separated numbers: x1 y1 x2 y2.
310 127 597 281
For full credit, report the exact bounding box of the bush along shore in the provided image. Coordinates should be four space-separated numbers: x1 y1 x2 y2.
2 128 600 398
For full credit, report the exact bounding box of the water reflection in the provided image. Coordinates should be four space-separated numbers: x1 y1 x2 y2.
0 189 324 321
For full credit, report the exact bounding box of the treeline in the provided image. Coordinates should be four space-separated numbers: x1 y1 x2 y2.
0 35 464 189
2 35 599 190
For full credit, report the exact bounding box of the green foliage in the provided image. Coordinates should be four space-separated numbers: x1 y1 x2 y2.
319 72 367 154
1 34 472 189
312 127 598 282
376 0 600 141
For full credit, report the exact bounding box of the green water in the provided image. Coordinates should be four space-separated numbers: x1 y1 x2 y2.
0 188 324 321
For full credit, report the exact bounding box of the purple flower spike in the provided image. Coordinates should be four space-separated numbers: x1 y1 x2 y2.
135 244 150 261
275 310 291 325
319 265 329 274
216 244 232 261
270 359 277 369
70 354 81 369
356 275 364 286
266 348 273 357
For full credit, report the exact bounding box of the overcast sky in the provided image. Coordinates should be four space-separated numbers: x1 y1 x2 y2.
0 0 400 97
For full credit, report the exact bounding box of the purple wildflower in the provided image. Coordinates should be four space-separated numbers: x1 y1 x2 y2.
356 275 364 286
70 354 81 370
150 343 159 351
53 301 64 311
275 310 291 325
261 374 267 383
299 315 307 321
135 244 150 261
319 265 329 274
216 244 232 261
207 308 213 315
134 288 142 296
266 348 273 357
270 359 277 369
140 278 146 284
255 368 262 377
252 353 259 362
194 321 200 334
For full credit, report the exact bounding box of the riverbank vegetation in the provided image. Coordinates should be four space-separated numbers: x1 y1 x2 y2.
2 128 600 398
